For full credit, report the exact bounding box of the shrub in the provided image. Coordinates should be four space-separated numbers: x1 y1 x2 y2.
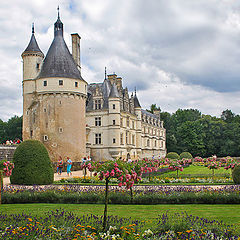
232 165 240 184
10 140 54 185
166 152 180 160
180 152 192 159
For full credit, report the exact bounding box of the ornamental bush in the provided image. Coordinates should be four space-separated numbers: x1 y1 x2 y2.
166 152 180 160
10 140 54 185
180 152 192 159
232 165 240 184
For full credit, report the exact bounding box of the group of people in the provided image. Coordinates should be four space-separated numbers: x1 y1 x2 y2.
2 139 21 145
56 156 72 176
57 156 92 176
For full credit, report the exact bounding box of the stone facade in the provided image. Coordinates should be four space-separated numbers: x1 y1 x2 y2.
86 74 166 160
22 16 87 162
22 13 166 162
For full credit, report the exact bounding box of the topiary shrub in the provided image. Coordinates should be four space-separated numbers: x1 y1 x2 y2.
166 152 180 160
232 165 240 184
10 140 54 185
180 152 193 159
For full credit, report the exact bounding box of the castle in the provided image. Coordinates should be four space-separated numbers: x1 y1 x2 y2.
21 12 166 162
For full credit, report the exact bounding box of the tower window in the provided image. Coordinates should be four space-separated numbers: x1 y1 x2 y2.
95 117 101 126
75 82 78 87
43 80 47 86
113 104 115 109
30 130 33 138
113 120 116 125
59 80 63 86
95 133 102 144
59 127 63 133
44 108 47 113
36 63 40 70
43 135 48 141
113 138 116 144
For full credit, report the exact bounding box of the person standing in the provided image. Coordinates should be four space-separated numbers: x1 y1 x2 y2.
57 156 63 175
67 157 72 176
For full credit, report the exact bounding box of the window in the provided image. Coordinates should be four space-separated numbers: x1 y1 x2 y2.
95 133 101 144
95 117 101 126
59 80 63 86
36 63 40 70
46 122 48 128
155 140 157 147
113 120 116 125
59 100 62 105
126 132 128 144
59 127 63 133
132 135 135 145
26 110 29 115
95 99 101 110
113 104 115 109
44 108 47 113
120 133 123 145
43 135 48 141
30 130 33 138
132 121 134 129
147 139 150 147
43 80 47 86
113 138 116 144
75 82 78 87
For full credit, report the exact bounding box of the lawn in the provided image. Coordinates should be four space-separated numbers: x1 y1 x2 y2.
157 165 231 178
1 203 240 227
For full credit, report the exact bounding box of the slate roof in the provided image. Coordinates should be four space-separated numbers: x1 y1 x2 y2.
37 16 84 80
141 109 160 119
134 94 141 108
109 83 119 98
22 26 43 55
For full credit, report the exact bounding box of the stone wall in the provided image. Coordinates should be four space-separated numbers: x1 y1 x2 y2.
0 145 17 161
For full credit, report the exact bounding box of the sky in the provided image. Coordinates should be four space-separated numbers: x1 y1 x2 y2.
1 0 240 121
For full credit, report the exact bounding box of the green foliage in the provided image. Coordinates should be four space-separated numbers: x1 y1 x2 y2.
166 152 179 160
180 152 192 159
10 140 54 185
232 165 240 184
0 116 22 143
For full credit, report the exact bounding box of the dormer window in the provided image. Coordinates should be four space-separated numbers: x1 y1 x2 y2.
95 99 101 110
59 80 63 86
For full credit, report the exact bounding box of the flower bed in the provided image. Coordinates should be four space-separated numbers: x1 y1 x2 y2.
2 184 240 204
0 209 239 239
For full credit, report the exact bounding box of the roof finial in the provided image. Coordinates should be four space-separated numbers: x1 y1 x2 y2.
32 23 34 34
134 87 137 95
105 67 107 79
57 5 60 19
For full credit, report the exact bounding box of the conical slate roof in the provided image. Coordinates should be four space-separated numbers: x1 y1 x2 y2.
22 26 43 55
109 83 119 98
37 16 83 80
134 93 141 108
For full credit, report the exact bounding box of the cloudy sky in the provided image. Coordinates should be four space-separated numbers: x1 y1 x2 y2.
1 0 240 121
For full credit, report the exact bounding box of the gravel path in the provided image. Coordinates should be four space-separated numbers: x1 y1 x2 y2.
3 169 91 185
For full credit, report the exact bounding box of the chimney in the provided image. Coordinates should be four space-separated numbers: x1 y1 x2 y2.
71 33 81 73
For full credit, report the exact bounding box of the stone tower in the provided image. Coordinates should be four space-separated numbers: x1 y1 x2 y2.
22 12 87 162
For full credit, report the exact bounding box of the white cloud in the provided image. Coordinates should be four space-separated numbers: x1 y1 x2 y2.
1 0 240 121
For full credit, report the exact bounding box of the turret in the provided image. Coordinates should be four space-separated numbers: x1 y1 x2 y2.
21 24 44 81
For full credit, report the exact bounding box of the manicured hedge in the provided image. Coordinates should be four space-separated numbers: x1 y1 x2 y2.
10 140 54 185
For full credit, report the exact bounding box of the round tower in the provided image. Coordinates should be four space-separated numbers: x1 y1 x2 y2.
22 12 87 162
22 24 44 142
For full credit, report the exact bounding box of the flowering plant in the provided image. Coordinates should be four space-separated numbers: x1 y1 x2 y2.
0 159 14 177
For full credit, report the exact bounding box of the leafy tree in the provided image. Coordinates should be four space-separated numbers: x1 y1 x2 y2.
221 109 235 123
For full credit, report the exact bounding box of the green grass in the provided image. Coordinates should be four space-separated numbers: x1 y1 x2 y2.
158 165 231 178
1 204 240 228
